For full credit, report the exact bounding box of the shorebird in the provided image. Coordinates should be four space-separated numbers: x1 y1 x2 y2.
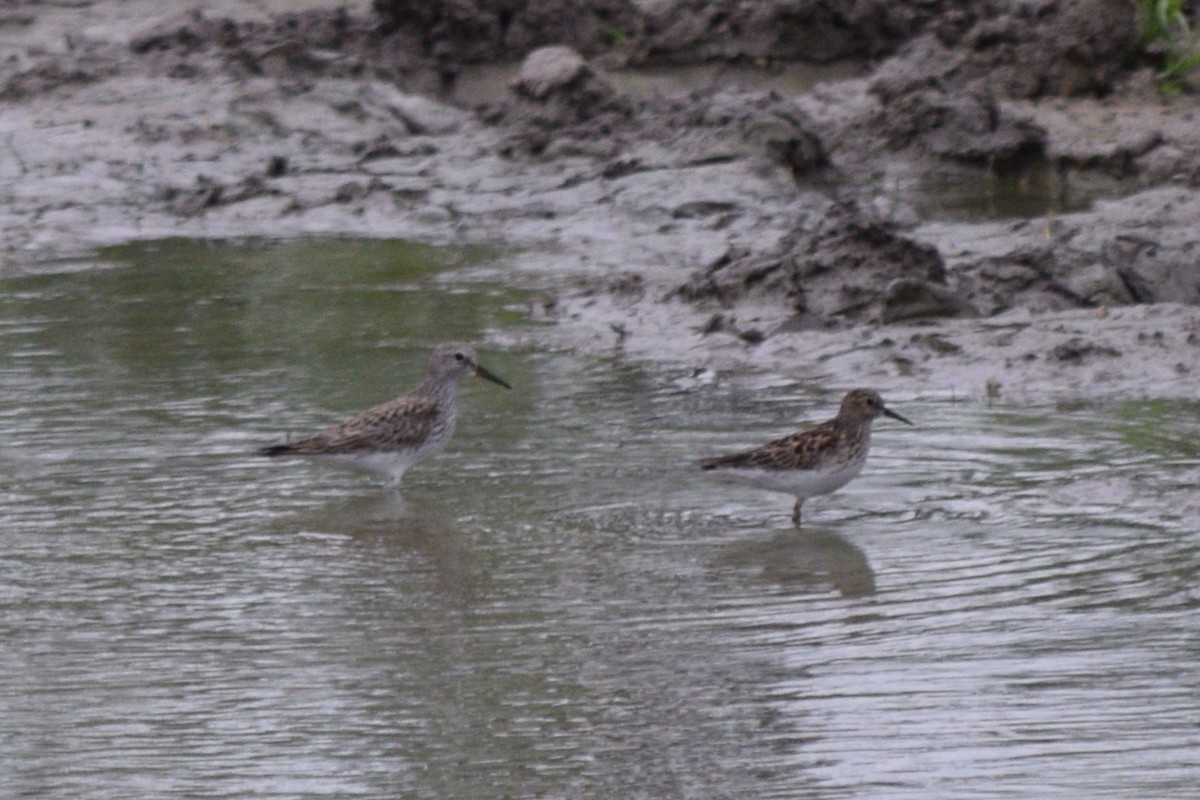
259 342 511 485
699 389 912 525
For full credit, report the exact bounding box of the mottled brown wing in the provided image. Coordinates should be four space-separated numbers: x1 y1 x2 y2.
700 420 844 472
266 397 441 455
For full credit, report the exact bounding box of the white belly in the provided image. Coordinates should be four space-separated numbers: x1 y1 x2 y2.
307 446 438 485
711 461 865 501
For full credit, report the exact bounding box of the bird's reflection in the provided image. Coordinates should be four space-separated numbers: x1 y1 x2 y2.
297 491 473 602
716 525 876 598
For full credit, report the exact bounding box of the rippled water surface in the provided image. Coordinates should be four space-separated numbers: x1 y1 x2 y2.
1 239 1197 798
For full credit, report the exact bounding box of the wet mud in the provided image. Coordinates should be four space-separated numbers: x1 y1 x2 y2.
2 0 1198 400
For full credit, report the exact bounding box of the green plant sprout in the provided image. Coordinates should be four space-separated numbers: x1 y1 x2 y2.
1139 0 1200 92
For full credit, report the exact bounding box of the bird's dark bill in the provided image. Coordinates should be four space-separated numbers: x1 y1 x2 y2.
883 407 914 426
475 364 512 389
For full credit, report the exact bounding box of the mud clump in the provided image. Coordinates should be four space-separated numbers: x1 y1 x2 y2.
875 0 1139 101
939 189 1200 318
128 8 391 80
2 9 386 96
644 89 830 176
677 202 958 328
124 3 644 91
490 45 634 158
871 84 1046 164
489 46 829 170
371 0 955 68
882 278 978 324
372 0 642 64
861 0 1137 168
952 246 1091 316
369 0 1135 89
670 185 1198 330
1050 337 1122 363
157 174 282 217
0 46 121 100
634 0 959 65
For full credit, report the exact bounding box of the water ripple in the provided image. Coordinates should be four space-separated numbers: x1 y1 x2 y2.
2 245 1197 798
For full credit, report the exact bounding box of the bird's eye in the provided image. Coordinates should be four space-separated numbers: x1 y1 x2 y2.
454 352 466 362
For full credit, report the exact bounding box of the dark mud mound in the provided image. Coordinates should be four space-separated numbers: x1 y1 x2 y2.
489 45 829 170
126 0 940 86
369 0 1136 92
871 84 1046 163
875 0 1139 101
643 88 830 176
0 47 121 100
9 0 1141 110
372 0 642 63
677 201 964 327
124 8 436 82
952 245 1097 316
634 0 959 64
126 2 639 85
371 0 954 67
127 2 638 86
487 45 635 158
862 0 1138 165
952 198 1200 316
674 189 1200 329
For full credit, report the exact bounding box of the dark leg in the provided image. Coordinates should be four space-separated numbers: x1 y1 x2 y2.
791 499 803 526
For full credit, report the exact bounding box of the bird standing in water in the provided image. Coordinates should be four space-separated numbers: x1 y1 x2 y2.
700 389 913 525
260 342 511 486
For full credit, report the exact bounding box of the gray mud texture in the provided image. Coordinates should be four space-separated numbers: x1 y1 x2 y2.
2 0 1198 401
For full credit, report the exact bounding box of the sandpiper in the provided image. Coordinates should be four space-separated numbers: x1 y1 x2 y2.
259 342 511 485
699 389 912 525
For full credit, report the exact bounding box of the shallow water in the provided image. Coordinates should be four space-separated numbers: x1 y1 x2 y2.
885 158 1141 222
451 60 865 108
1 240 1197 798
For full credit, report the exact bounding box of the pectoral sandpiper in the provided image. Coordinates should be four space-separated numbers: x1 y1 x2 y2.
700 389 912 525
260 342 511 485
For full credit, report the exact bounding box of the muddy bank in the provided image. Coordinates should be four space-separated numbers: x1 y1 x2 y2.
1 0 1198 401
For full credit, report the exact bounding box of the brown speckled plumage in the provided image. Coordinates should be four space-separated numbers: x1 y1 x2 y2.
260 397 446 456
260 342 510 484
700 389 912 524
